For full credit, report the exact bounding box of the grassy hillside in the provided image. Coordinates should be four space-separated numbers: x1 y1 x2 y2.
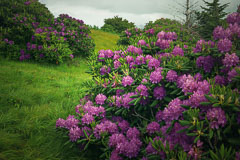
0 30 119 160
90 29 119 51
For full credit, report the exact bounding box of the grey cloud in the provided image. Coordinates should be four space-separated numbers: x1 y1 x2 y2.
43 0 238 15
41 0 239 27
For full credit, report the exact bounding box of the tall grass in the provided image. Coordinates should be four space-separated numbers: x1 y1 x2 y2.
0 30 119 159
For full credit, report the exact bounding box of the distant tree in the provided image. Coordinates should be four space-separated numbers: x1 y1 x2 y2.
174 0 199 28
101 16 135 34
195 0 229 39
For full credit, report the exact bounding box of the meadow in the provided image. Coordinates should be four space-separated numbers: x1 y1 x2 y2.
0 30 119 160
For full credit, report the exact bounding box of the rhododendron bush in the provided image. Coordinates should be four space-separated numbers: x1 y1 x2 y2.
0 0 95 64
56 12 240 159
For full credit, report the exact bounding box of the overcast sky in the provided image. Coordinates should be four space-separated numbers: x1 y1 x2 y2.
40 0 239 28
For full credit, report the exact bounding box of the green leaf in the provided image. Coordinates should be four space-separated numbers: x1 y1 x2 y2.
194 136 200 143
186 132 197 136
150 100 158 107
170 89 179 95
130 95 139 98
84 141 90 150
209 129 213 139
212 103 220 107
164 96 172 102
200 102 212 106
83 129 89 139
179 120 191 126
181 105 190 109
176 128 188 134
205 95 217 102
106 107 114 112
227 137 240 145
134 97 141 105
129 98 137 105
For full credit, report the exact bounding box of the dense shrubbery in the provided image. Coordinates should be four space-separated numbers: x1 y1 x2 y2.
56 11 240 159
117 18 200 47
0 0 95 64
101 16 135 34
52 14 95 57
0 0 54 59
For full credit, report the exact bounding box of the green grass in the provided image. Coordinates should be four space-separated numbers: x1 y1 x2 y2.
90 29 119 51
0 30 119 159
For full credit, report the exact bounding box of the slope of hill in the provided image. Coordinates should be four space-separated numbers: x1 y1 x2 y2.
0 29 119 160
90 29 119 52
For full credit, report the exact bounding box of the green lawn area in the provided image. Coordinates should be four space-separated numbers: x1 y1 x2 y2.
0 30 119 160
90 29 119 51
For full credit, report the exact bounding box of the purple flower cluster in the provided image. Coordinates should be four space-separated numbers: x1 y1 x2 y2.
134 55 145 65
193 40 215 53
166 70 178 82
155 39 171 50
213 26 232 40
196 56 215 73
145 28 155 35
122 76 134 87
214 75 227 85
108 127 142 158
94 120 119 139
95 94 107 105
177 74 210 95
222 53 239 68
184 90 208 108
153 86 166 100
177 74 198 94
100 65 111 75
127 45 143 55
24 1 32 5
4 38 14 45
228 68 238 82
98 49 114 61
138 40 147 46
146 122 160 134
161 98 185 123
157 31 177 40
114 60 121 69
150 70 162 84
122 92 136 108
226 12 240 25
206 107 227 129
56 115 79 129
217 38 232 53
148 58 160 70
111 92 137 108
19 49 31 61
172 46 184 56
136 84 149 97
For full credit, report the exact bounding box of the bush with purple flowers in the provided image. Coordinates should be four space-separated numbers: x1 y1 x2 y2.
56 10 240 160
0 1 94 64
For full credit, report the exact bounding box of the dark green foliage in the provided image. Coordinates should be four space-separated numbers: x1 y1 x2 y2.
0 0 54 60
53 14 95 57
0 0 54 45
195 0 229 39
101 16 135 34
